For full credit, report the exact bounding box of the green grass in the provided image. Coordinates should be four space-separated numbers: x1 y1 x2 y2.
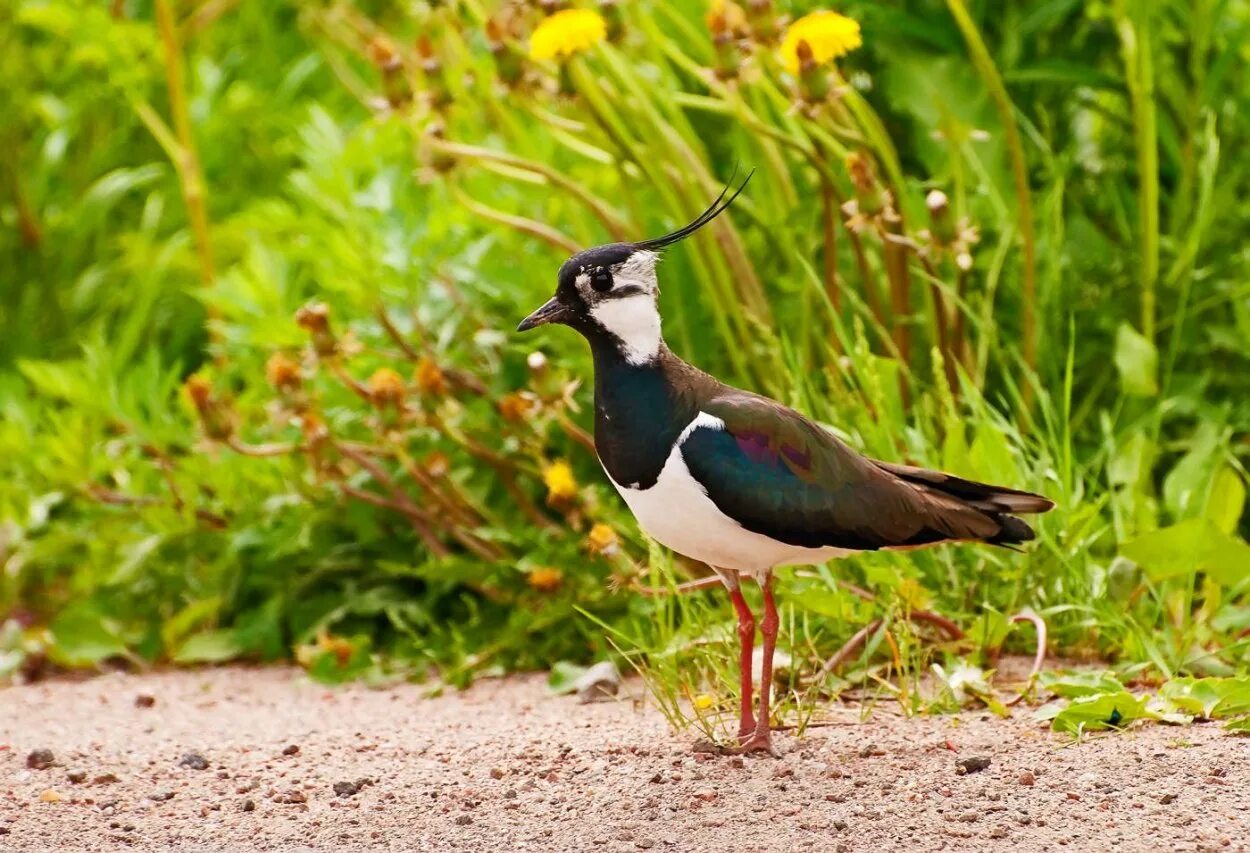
2 0 1249 732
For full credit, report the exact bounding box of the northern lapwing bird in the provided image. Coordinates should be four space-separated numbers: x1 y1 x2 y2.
517 173 1054 754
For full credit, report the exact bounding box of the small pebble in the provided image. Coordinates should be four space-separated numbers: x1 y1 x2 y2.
282 744 300 756
134 695 156 709
1160 793 1178 805
241 799 256 812
149 790 175 802
455 815 473 826
27 749 55 770
179 752 209 770
955 756 992 775
1019 771 1036 786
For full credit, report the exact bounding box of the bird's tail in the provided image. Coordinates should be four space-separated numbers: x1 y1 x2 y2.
872 460 1055 547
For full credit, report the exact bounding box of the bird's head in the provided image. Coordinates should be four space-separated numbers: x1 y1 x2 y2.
517 170 752 366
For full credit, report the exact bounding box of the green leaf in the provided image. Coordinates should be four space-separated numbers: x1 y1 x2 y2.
1159 677 1250 719
173 630 244 664
48 603 128 667
1163 423 1221 519
1225 716 1250 734
1204 467 1246 535
1113 323 1158 397
1040 670 1125 699
1049 690 1156 735
1120 518 1250 585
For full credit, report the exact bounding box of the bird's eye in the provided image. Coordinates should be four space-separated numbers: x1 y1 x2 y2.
590 269 614 293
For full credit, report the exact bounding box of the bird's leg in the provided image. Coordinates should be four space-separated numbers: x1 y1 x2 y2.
739 573 778 755
726 582 756 740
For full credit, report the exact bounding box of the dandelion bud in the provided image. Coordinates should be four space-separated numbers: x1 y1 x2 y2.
599 0 624 42
711 30 742 80
845 152 883 216
417 37 452 110
487 20 525 87
956 251 974 272
526 351 548 373
746 0 777 42
296 302 338 358
266 353 302 392
368 367 406 408
795 39 831 102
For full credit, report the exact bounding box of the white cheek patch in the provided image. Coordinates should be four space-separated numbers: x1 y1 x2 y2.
590 294 662 365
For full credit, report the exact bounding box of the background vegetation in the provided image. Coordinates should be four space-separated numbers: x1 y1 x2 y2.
3 0 1249 734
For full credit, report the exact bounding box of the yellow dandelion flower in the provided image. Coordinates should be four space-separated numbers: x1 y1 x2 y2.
543 460 578 503
693 693 715 711
780 10 862 74
528 566 565 592
587 522 620 556
529 8 607 62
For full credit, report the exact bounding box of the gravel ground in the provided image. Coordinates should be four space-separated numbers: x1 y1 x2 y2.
1 666 1247 852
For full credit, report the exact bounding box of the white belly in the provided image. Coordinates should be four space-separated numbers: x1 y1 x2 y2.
604 443 849 575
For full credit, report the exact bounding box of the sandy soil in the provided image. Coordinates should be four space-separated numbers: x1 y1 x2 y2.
1 667 1247 852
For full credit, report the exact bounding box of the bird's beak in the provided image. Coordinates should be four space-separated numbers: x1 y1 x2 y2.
517 296 570 332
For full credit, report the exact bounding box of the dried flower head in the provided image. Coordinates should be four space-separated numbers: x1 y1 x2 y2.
184 375 233 441
368 368 406 407
295 302 337 357
780 10 861 74
184 374 213 410
414 357 448 396
367 36 401 71
528 566 565 592
543 459 578 504
425 451 451 477
529 8 607 62
498 392 535 422
266 353 302 391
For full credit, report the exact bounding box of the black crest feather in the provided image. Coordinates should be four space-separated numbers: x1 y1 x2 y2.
634 168 754 251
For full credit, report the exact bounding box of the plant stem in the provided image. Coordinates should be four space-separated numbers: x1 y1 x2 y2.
1115 0 1160 343
945 0 1037 374
154 0 215 287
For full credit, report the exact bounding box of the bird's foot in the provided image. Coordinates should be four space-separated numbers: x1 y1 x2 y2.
737 719 756 741
732 731 778 758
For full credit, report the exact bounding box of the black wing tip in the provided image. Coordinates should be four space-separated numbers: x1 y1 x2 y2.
987 515 1037 547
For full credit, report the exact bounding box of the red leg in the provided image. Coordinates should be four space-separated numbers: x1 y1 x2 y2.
727 584 756 740
740 574 778 755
